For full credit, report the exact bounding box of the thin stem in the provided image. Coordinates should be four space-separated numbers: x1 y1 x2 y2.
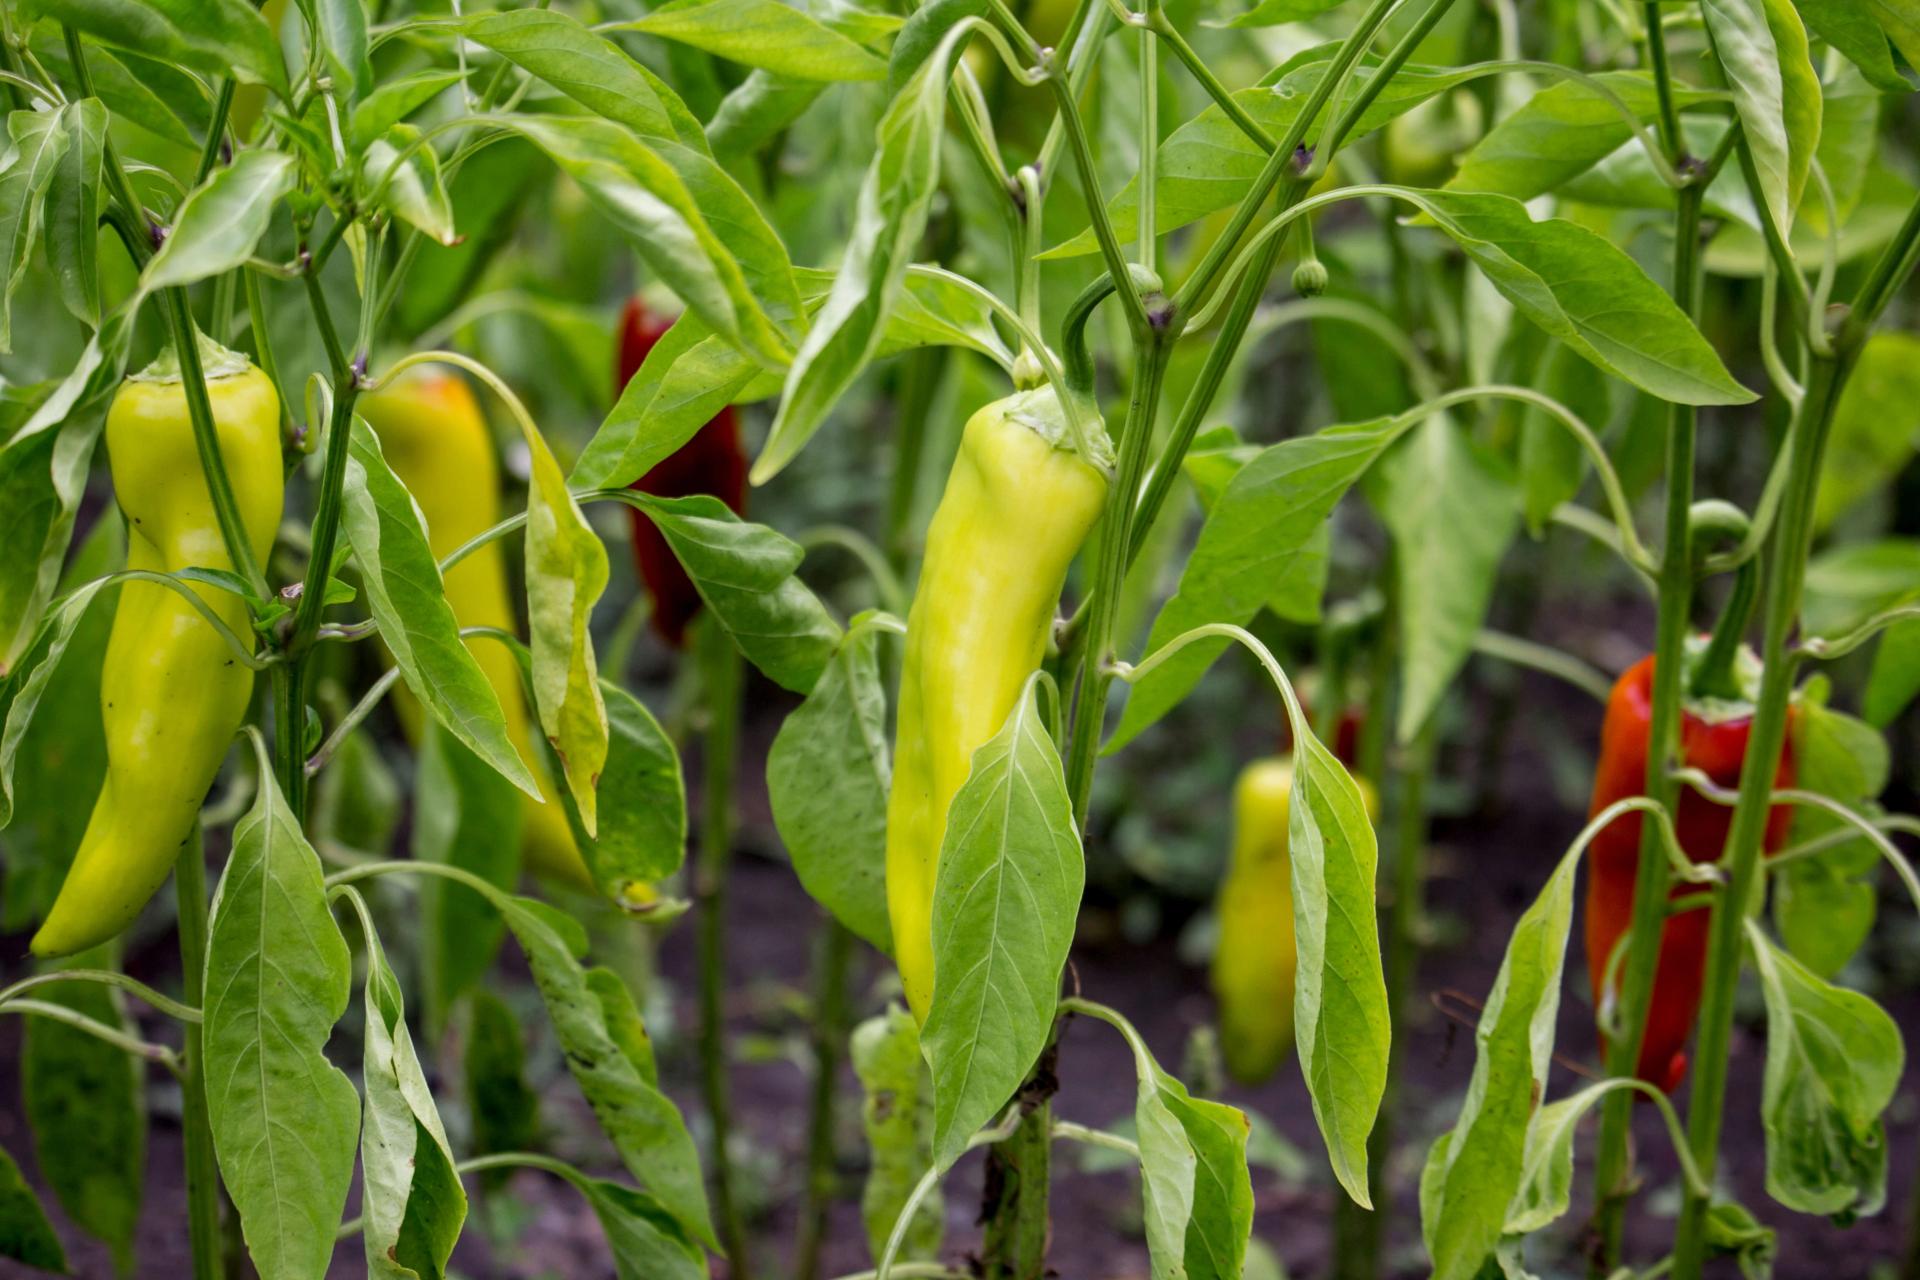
799 525 910 618
1148 8 1271 150
1051 1120 1139 1160
307 667 402 777
1064 334 1173 820
795 918 853 1280
195 80 235 185
0 970 202 1023
696 621 751 1279
0 1000 180 1073
1471 630 1613 705
1671 356 1849 1279
1590 176 1703 1278
877 1109 1025 1280
1135 18 1156 272
1046 67 1151 334
175 827 223 1280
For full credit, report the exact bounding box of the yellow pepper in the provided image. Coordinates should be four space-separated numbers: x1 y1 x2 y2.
886 386 1108 1021
355 370 592 889
1212 756 1378 1084
33 346 283 958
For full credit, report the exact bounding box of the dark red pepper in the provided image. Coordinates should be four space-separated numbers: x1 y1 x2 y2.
1583 654 1794 1091
617 296 748 648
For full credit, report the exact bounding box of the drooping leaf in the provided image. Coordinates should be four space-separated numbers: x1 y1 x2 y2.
203 737 360 1280
361 124 455 246
0 413 103 674
26 0 289 99
44 97 106 327
0 1141 65 1273
618 0 887 82
1701 0 1822 245
1774 696 1887 977
1813 332 1920 533
626 493 841 694
923 676 1083 1167
1750 922 1902 1218
0 108 71 354
463 989 539 1185
343 418 542 800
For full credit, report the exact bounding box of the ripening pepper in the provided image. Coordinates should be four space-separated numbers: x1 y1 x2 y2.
355 370 592 889
1212 756 1378 1084
33 344 284 958
1584 653 1794 1092
616 296 747 648
885 386 1108 1021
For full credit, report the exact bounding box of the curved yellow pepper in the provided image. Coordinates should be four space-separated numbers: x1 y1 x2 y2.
355 370 592 889
33 351 284 958
1211 756 1378 1084
886 387 1108 1021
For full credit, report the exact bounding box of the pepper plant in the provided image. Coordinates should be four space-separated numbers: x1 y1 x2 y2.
0 0 1917 1276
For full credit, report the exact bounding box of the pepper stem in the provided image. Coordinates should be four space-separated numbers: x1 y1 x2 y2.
1689 556 1759 702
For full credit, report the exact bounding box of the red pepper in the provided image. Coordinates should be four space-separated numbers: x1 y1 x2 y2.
617 296 748 648
1584 654 1794 1091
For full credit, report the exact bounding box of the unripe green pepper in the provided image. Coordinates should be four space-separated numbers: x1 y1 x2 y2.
33 346 284 958
1211 755 1378 1084
886 386 1107 1021
355 370 594 889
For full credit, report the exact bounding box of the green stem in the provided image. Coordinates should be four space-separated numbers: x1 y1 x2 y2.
63 26 151 256
1689 557 1759 701
196 80 234 185
1589 178 1703 1279
1670 354 1847 1279
980 1051 1057 1280
1064 334 1173 820
795 917 853 1280
176 826 224 1280
695 622 751 1279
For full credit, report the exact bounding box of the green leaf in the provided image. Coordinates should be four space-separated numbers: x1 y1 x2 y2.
708 70 827 156
1181 426 1329 623
619 0 887 81
1702 0 1822 244
1397 189 1753 406
0 412 103 674
1794 0 1913 90
851 1006 943 1263
361 124 455 246
1813 332 1920 532
628 493 842 694
1136 1070 1197 1278
358 925 467 1280
343 419 542 800
1376 414 1519 741
1864 618 1920 727
311 728 400 856
417 723 522 1019
755 16 974 482
1802 537 1920 636
517 395 611 836
768 622 892 950
1217 0 1344 27
1421 836 1579 1280
497 113 796 369
495 895 718 1248
1042 50 1483 259
22 959 144 1271
1286 729 1390 1206
25 0 289 100
922 676 1084 1167
445 10 708 149
203 736 360 1280
140 150 296 295
0 513 117 930
572 269 1008 491
29 32 200 150
1111 417 1402 752
349 70 468 149
463 989 539 1183
1159 1071 1254 1280
574 1177 708 1280
1750 922 1902 1218
0 109 71 354
45 98 106 328
1446 72 1713 203
307 0 370 104
0 1141 65 1272
1774 697 1887 977
0 576 116 829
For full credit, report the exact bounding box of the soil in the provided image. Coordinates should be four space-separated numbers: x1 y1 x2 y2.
3 687 1917 1280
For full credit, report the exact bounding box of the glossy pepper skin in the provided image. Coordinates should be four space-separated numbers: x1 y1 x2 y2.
616 296 747 648
885 387 1108 1021
355 370 592 889
33 354 284 958
1584 654 1794 1091
1212 757 1378 1084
